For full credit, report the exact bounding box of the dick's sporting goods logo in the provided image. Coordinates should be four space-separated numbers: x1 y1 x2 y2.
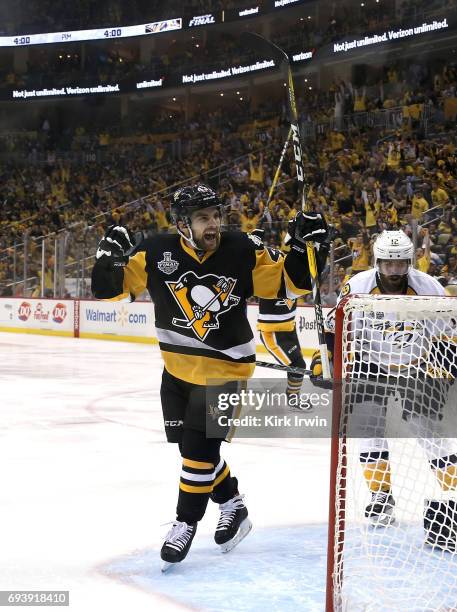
166 271 240 340
158 252 179 275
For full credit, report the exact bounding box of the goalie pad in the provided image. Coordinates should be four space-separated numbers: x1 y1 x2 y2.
424 499 457 552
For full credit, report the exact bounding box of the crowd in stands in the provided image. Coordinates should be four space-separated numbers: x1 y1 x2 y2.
0 36 456 302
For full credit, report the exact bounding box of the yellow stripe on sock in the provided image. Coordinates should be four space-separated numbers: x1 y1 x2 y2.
435 465 457 491
179 482 214 494
213 465 230 488
363 460 392 492
182 458 214 470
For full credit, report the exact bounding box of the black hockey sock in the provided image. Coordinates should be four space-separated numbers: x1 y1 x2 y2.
287 373 303 396
176 429 224 523
211 462 238 504
177 457 214 523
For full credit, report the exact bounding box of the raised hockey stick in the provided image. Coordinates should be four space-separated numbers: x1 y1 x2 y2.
241 32 331 380
266 126 292 208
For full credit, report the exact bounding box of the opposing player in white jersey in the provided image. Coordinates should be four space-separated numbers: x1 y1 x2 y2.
311 231 457 543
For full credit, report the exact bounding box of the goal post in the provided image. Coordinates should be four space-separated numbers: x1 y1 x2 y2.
326 294 457 612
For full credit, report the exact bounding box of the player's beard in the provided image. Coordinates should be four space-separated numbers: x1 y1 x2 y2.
378 273 407 294
194 228 221 251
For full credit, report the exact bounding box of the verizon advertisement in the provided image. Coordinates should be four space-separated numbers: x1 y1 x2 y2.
333 17 449 54
182 59 275 84
0 298 74 335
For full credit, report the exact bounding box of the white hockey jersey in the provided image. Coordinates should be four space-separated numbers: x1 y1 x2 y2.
338 267 446 302
334 268 450 375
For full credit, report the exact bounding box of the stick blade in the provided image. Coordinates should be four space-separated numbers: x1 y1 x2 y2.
240 32 289 67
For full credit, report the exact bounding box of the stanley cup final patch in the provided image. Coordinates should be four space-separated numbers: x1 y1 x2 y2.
158 252 179 275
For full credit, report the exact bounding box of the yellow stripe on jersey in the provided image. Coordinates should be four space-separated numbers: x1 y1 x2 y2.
370 285 417 296
252 248 284 299
179 237 216 264
123 251 147 298
260 331 291 365
257 320 295 332
102 293 130 301
161 351 255 385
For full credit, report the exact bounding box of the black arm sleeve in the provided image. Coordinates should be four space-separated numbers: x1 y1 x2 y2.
284 249 312 292
91 259 125 299
283 243 329 293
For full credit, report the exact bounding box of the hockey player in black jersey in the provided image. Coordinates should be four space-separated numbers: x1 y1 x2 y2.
257 297 307 408
92 184 330 569
257 237 332 410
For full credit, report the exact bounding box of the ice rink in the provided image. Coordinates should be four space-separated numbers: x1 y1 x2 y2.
0 333 331 612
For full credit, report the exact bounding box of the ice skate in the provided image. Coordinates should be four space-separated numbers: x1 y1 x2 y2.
160 521 197 571
215 494 252 553
365 491 396 526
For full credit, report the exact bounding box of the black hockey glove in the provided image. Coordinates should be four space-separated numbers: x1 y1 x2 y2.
96 225 134 267
309 349 334 390
285 211 329 254
315 224 338 277
247 228 265 248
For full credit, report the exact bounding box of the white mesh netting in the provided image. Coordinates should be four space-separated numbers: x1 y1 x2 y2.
331 295 457 612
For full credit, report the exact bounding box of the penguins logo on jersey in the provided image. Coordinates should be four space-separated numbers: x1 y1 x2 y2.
274 298 295 310
166 271 240 340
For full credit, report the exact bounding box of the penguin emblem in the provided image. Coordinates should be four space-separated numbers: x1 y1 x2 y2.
166 271 240 340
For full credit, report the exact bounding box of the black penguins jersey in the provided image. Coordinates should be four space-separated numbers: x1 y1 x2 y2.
257 298 297 332
92 231 312 385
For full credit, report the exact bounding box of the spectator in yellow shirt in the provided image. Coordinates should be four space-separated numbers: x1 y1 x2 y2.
347 231 371 273
386 201 398 225
330 130 345 151
249 153 264 184
411 190 429 220
363 189 381 232
240 209 259 233
415 228 431 273
431 181 450 209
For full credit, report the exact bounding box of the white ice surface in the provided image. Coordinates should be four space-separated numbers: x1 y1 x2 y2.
0 333 331 612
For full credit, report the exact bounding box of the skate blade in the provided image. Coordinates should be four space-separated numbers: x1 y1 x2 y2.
161 561 176 573
219 518 253 553
425 538 456 553
368 513 396 527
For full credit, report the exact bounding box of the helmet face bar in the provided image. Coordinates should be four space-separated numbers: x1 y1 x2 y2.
373 230 414 276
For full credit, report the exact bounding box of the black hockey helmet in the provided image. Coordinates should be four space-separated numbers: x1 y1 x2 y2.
170 184 222 223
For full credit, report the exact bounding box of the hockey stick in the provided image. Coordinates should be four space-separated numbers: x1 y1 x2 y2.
241 32 331 380
266 126 292 208
255 360 311 376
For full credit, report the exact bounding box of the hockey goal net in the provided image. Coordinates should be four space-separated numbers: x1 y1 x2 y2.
326 294 457 612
